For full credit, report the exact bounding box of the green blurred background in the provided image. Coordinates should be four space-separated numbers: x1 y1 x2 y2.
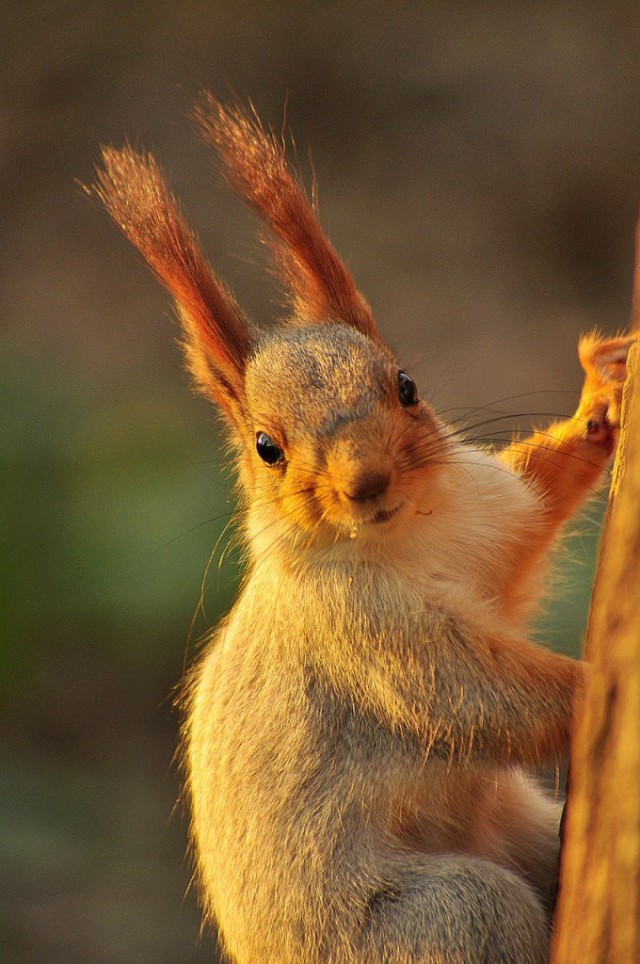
3 2 640 961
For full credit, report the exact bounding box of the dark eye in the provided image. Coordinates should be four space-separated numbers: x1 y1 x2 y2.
256 432 285 466
398 371 419 407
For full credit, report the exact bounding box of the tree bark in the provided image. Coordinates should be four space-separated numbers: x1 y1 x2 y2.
552 341 640 962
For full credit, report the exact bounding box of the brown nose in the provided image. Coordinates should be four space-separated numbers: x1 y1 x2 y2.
343 470 390 503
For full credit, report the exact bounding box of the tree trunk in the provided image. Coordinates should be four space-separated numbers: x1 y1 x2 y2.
552 341 640 962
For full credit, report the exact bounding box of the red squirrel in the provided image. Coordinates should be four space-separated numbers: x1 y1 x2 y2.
94 96 636 963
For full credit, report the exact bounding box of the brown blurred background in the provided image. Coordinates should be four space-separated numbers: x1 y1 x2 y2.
3 2 640 961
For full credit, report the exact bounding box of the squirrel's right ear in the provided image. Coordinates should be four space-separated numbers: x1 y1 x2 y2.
195 97 382 343
92 146 254 424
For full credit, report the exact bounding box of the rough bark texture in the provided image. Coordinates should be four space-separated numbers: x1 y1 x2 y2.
552 341 640 962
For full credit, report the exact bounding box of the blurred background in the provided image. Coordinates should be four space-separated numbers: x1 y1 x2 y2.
3 2 640 961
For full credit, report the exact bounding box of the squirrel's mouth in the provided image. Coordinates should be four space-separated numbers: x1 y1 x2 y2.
371 504 402 525
344 501 406 539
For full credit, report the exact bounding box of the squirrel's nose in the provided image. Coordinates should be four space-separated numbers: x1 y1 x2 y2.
343 470 390 503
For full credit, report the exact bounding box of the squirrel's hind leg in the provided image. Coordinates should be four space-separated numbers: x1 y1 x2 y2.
354 854 549 964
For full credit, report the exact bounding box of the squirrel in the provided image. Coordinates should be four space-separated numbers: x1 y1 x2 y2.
93 96 637 964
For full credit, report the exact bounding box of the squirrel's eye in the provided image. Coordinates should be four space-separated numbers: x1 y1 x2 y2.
398 371 419 407
256 432 285 466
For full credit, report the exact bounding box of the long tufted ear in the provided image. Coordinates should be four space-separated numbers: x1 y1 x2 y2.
93 146 254 423
195 95 381 342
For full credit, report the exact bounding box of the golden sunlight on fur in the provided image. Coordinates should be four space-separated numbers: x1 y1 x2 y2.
94 97 637 963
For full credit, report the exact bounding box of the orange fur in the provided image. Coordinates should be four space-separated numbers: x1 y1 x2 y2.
195 96 379 340
497 332 636 619
93 147 254 420
94 101 638 964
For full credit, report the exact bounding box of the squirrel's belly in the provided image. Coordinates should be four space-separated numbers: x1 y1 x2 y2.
186 634 559 961
187 634 522 875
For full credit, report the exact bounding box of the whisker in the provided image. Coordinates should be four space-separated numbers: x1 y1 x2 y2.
437 389 577 420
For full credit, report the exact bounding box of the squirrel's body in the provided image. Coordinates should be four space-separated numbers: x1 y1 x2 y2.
188 531 559 963
95 101 637 962
186 324 561 963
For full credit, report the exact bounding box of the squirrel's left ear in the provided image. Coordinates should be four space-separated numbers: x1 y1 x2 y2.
92 146 255 425
195 95 383 343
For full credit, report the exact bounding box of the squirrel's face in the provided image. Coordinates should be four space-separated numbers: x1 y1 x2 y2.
241 324 451 551
93 105 461 560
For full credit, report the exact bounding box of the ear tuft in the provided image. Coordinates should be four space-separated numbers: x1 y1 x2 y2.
195 95 381 341
93 145 254 420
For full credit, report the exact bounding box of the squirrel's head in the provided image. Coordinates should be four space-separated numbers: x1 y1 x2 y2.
93 97 453 559
242 324 448 551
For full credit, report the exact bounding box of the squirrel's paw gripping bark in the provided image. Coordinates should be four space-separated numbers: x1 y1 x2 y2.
579 333 638 437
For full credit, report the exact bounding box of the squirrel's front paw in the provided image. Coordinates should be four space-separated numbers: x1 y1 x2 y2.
578 332 638 433
579 333 637 383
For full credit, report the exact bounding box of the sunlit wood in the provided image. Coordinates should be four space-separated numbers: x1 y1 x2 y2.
552 339 640 962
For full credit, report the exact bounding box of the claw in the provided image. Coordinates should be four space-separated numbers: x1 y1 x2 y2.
578 333 638 384
575 333 639 437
